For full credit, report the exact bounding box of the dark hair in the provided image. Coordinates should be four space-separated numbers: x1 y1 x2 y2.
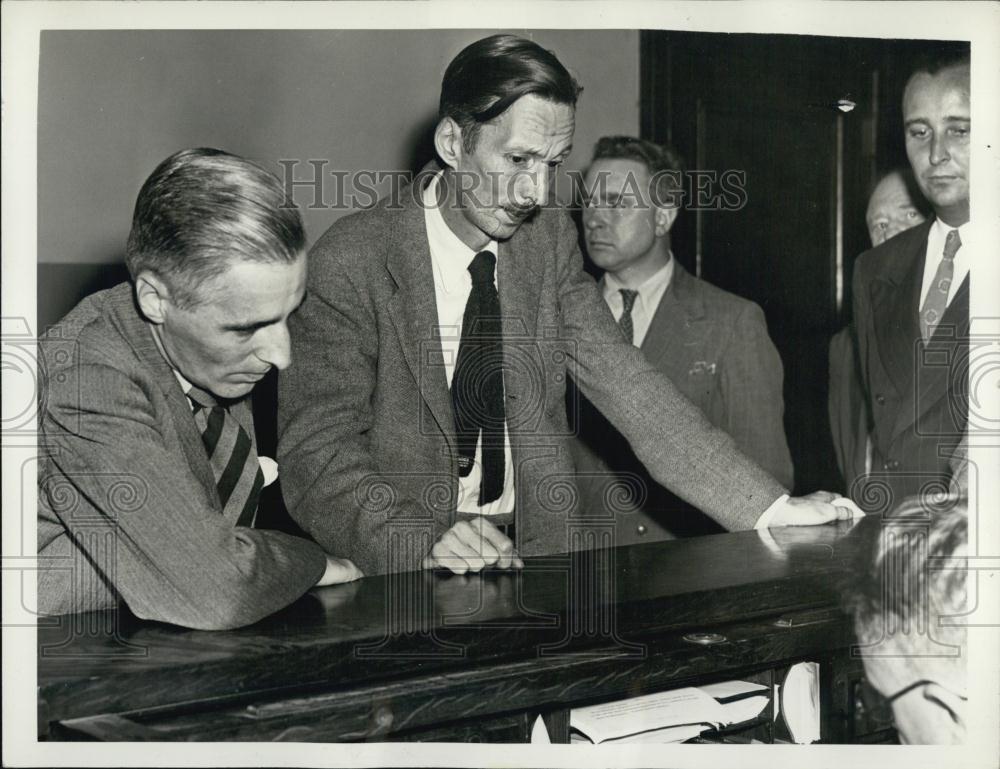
908 41 970 80
125 148 305 308
439 34 582 152
591 135 685 207
847 495 968 681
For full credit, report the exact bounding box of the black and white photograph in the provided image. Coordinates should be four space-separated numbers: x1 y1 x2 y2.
2 2 998 767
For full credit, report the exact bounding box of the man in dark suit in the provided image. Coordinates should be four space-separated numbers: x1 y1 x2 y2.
38 148 361 630
572 136 794 543
851 47 970 512
279 34 859 578
829 169 928 496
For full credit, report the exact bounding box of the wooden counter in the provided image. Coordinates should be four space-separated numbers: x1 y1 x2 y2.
38 517 884 742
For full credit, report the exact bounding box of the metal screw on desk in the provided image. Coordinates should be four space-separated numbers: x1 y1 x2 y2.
682 632 727 645
372 705 394 732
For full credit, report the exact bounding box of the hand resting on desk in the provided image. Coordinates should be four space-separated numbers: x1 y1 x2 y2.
315 555 365 586
770 491 865 527
422 517 524 575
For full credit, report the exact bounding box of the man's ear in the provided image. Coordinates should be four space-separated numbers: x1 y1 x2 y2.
921 682 966 727
434 117 464 170
654 205 679 237
134 271 171 325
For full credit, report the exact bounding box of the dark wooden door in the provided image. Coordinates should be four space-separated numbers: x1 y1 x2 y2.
639 31 931 493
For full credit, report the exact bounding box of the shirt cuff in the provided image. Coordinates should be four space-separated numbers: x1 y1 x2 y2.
755 493 789 529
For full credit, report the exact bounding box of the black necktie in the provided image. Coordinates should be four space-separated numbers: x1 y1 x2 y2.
451 251 506 505
618 288 639 345
187 386 264 527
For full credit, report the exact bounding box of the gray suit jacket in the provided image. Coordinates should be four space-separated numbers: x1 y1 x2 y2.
571 263 793 543
278 175 785 576
37 283 327 629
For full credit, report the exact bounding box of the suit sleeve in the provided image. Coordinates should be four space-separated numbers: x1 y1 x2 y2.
277 241 434 576
40 357 327 631
551 213 786 530
718 303 795 489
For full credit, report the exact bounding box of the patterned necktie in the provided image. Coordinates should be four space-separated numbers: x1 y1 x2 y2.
920 229 961 342
618 288 640 345
451 251 506 505
187 386 264 527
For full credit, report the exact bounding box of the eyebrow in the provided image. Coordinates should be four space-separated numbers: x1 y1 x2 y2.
508 145 574 160
222 290 308 332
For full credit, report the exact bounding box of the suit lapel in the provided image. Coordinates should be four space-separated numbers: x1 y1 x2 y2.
640 262 706 379
108 285 219 501
385 180 457 449
869 221 931 400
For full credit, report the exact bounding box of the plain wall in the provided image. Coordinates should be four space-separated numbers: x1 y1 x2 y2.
38 29 639 269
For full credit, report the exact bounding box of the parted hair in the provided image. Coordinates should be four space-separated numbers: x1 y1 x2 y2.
439 34 582 153
125 148 305 308
591 135 685 208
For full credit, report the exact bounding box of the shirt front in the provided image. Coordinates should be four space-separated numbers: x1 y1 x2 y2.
919 218 971 309
601 258 675 348
423 173 515 516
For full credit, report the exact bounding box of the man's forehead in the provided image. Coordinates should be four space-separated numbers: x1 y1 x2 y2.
586 158 651 192
904 66 971 116
494 95 575 142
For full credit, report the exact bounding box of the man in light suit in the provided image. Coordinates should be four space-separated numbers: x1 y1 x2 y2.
38 148 361 630
279 34 858 578
572 136 794 543
851 47 970 512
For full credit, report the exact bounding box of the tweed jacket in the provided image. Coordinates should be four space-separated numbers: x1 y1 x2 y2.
37 283 327 629
571 262 794 543
851 219 969 511
278 176 786 575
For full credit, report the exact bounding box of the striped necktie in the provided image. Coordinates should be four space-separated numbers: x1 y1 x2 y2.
187 386 264 527
618 289 640 345
920 228 961 342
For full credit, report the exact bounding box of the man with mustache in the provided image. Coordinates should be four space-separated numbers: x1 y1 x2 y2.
279 34 859 577
38 148 362 630
851 46 971 511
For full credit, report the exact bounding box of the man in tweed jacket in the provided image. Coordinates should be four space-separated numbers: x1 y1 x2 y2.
38 149 361 630
278 35 857 577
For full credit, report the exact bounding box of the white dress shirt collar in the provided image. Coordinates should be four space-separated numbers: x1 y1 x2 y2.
423 173 498 295
600 257 675 348
921 217 971 308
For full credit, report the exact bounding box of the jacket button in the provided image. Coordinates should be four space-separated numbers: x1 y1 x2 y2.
875 393 886 405
884 459 900 470
636 524 647 535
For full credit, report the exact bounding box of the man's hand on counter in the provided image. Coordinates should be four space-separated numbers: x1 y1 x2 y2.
767 491 865 527
315 555 365 587
422 517 524 575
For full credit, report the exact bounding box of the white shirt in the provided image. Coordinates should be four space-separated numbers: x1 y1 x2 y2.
920 218 971 309
601 258 675 348
423 173 515 516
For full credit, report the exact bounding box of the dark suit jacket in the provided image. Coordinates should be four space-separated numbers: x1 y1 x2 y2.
278 175 786 576
851 219 969 512
828 325 869 494
37 283 327 629
570 262 794 543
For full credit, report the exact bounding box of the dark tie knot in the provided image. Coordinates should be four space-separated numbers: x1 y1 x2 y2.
620 288 639 314
943 229 961 261
468 250 497 285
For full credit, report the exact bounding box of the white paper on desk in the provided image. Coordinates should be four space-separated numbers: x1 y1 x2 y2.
570 687 724 743
699 679 768 701
530 715 551 744
781 661 821 744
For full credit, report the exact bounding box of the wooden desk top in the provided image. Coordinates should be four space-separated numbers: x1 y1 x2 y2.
38 518 874 728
